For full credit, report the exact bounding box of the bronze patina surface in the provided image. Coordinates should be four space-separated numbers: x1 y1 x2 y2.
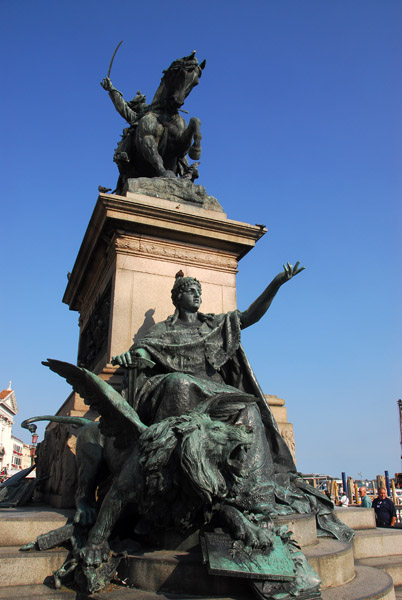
22 267 354 597
101 51 205 193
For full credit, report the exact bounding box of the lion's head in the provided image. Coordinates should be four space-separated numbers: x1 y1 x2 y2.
137 392 256 529
178 414 253 503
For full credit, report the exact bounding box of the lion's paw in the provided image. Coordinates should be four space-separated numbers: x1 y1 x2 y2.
220 505 274 550
242 522 274 549
79 541 110 567
230 516 273 549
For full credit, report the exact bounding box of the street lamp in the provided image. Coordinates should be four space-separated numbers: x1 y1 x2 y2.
27 424 38 466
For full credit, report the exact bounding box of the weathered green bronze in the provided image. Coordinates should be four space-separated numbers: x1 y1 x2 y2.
22 266 353 598
101 51 205 193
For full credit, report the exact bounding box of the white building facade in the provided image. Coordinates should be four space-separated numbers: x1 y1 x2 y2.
0 383 18 477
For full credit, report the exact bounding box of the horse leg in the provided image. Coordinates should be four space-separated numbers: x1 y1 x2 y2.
142 135 175 177
137 113 176 177
172 117 202 163
187 117 202 160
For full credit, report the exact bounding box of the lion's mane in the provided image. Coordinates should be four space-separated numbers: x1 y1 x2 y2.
136 413 245 530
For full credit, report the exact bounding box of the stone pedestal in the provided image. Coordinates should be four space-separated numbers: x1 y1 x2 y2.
63 189 265 376
265 394 296 463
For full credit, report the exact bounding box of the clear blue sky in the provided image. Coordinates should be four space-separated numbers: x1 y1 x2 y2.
1 1 401 480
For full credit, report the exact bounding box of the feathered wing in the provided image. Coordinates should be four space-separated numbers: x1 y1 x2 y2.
42 359 147 448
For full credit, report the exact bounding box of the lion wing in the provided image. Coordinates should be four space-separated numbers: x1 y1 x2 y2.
42 359 147 448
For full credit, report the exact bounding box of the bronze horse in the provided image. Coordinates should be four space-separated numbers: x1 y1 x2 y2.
101 51 206 193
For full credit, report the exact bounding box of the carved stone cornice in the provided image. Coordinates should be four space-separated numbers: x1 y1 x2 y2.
113 233 238 273
104 193 264 249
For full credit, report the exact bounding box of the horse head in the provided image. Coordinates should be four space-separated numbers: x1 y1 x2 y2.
152 51 206 112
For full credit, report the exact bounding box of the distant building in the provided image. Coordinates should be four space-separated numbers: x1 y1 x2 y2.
11 435 31 472
0 382 18 476
21 442 32 470
10 435 23 471
0 383 32 477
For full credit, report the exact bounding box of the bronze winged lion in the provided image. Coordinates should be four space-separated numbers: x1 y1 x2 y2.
23 359 281 592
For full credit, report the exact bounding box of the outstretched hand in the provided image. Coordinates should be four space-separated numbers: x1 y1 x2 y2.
239 261 306 329
281 261 305 282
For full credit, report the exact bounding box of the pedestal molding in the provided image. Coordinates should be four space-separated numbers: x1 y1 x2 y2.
113 232 239 273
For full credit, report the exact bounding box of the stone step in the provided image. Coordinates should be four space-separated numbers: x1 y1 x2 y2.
0 536 367 596
303 538 354 588
335 506 377 530
0 546 69 587
1 505 398 600
321 565 395 600
0 548 396 600
0 544 351 598
119 537 355 596
1 568 394 600
0 583 75 599
0 506 318 548
275 512 317 546
118 548 250 598
0 545 250 597
90 587 250 600
0 505 73 547
0 582 250 600
358 555 402 586
353 528 402 559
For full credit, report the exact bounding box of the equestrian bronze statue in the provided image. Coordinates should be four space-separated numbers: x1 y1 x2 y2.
101 51 205 193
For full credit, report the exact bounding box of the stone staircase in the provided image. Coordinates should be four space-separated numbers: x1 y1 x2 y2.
0 505 401 599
